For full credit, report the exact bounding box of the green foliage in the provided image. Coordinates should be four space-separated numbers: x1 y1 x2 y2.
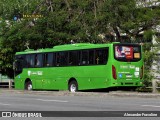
142 35 160 88
0 0 160 79
141 42 153 87
143 30 154 42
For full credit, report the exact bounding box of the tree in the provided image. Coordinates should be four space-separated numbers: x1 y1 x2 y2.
0 0 160 79
101 0 160 42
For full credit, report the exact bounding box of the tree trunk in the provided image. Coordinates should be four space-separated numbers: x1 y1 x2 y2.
113 26 121 42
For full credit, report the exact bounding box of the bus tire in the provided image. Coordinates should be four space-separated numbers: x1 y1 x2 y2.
25 81 32 91
68 81 78 92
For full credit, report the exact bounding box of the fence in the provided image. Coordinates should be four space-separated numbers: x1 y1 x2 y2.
0 74 14 89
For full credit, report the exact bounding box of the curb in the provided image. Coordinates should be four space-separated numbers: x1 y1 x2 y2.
108 91 160 98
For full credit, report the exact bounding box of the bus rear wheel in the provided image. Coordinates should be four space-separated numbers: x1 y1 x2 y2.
25 81 32 91
68 81 78 92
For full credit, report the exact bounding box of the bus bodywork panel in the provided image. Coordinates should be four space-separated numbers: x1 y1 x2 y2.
14 43 143 91
110 62 143 87
14 65 112 90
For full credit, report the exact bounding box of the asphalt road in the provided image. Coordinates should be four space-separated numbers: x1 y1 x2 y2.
0 90 160 120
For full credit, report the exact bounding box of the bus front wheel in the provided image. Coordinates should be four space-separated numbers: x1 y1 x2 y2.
68 81 78 92
25 81 32 91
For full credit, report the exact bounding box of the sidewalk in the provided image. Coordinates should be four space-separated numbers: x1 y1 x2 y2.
0 88 160 98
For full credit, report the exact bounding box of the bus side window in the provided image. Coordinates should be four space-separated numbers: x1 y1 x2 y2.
95 48 108 65
69 51 79 66
59 52 68 66
44 53 53 67
35 54 43 67
30 54 35 67
81 50 89 65
26 55 30 68
56 52 60 66
89 50 95 65
95 50 99 64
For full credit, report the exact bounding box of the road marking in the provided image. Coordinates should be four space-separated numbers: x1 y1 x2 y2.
36 99 68 103
142 105 160 108
0 103 10 106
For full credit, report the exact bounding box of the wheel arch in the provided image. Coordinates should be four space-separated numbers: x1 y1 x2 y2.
24 78 32 89
68 77 77 85
25 78 31 84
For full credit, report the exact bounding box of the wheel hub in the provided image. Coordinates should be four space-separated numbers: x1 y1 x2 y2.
28 84 32 90
70 84 76 92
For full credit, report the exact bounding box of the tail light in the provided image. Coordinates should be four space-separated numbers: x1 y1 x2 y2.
140 65 143 79
112 65 117 80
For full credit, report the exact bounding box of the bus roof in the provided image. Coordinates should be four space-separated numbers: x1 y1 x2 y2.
15 43 116 55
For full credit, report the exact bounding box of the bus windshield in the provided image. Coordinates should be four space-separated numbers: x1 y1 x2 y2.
114 44 141 62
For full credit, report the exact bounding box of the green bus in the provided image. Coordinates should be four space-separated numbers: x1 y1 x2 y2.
14 43 143 92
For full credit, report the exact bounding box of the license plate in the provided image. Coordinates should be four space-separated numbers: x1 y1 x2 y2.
126 74 132 78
